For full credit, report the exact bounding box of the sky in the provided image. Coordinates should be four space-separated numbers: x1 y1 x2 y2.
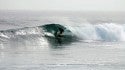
0 0 125 11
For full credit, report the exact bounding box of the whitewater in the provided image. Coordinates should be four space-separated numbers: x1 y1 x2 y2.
0 10 125 70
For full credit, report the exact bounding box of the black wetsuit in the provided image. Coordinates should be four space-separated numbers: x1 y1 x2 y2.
54 28 64 44
54 28 64 37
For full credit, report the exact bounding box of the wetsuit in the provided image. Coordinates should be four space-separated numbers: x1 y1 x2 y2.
54 28 64 37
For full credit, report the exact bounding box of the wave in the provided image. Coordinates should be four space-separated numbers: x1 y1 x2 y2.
0 24 77 45
0 23 125 44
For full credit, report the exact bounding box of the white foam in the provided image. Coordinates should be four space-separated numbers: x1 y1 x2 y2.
69 23 125 42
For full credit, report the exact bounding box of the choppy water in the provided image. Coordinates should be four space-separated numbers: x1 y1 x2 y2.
0 10 125 70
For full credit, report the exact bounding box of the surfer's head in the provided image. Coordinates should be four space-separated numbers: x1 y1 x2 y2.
59 28 64 34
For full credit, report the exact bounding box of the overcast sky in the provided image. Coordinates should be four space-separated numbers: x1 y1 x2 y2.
0 0 125 11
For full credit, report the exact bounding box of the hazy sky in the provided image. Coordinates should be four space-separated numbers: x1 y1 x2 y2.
0 0 125 11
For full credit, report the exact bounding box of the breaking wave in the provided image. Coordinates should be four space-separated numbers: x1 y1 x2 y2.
0 23 125 44
0 24 77 45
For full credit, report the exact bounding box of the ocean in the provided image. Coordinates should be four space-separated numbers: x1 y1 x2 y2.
0 10 125 70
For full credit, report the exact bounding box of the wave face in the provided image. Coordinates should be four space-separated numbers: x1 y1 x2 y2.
0 23 125 43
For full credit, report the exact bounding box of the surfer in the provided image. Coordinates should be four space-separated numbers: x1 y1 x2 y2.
54 28 64 44
54 28 64 38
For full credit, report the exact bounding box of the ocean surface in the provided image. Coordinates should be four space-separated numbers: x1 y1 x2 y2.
0 10 125 70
